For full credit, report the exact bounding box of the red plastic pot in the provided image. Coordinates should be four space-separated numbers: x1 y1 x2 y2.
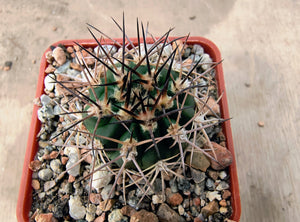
17 37 241 221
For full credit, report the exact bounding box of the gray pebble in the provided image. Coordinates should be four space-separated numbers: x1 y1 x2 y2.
44 180 56 192
191 168 206 183
206 178 216 191
50 159 62 173
216 181 230 191
170 178 178 193
40 95 51 106
193 44 204 55
38 168 53 181
54 61 71 74
101 184 114 200
66 153 80 177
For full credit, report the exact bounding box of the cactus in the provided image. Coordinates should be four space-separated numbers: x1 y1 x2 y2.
49 17 228 207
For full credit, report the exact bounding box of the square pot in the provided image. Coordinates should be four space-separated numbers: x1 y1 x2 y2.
17 37 241 221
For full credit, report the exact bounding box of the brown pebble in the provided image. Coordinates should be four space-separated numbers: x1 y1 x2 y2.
89 193 102 205
48 92 55 98
52 26 57 31
70 62 83 71
94 213 106 222
68 175 75 183
99 199 116 211
121 205 137 217
201 200 219 217
219 199 227 207
53 47 67 66
207 142 233 170
222 190 232 199
35 213 58 222
193 197 201 206
32 59 36 64
45 65 56 74
194 217 203 222
66 46 74 54
130 209 159 222
32 179 40 190
49 151 59 159
258 121 264 127
167 193 183 207
29 160 42 171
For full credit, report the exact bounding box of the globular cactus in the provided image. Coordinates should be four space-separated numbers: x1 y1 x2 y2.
50 17 228 206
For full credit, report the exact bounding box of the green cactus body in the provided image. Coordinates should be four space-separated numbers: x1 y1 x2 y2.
83 59 196 169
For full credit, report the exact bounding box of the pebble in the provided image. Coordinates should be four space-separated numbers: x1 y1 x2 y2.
38 168 53 181
207 142 233 170
207 170 219 181
216 181 230 191
152 194 165 204
169 178 179 193
108 209 127 222
89 193 102 205
92 166 113 191
4 61 12 71
94 45 117 57
201 200 219 217
193 44 204 55
66 153 80 177
61 156 69 165
219 171 227 180
206 178 216 191
44 180 56 192
178 205 185 215
258 121 265 127
101 184 114 200
94 213 106 222
40 95 52 106
130 209 158 222
167 192 183 206
194 182 205 196
86 204 97 222
206 191 222 202
68 195 86 219
45 65 56 74
29 160 42 172
157 203 185 222
222 190 232 199
53 47 67 66
200 53 213 70
202 97 220 116
219 199 227 207
185 152 211 172
50 159 61 173
193 197 201 206
191 168 206 183
219 206 228 215
121 205 137 217
99 199 116 211
35 213 58 222
32 179 40 190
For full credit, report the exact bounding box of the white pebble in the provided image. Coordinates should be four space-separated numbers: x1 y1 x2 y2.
44 74 55 91
92 165 112 191
206 191 222 201
69 195 86 219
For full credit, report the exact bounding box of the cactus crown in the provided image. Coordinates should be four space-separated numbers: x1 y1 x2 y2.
49 17 225 206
